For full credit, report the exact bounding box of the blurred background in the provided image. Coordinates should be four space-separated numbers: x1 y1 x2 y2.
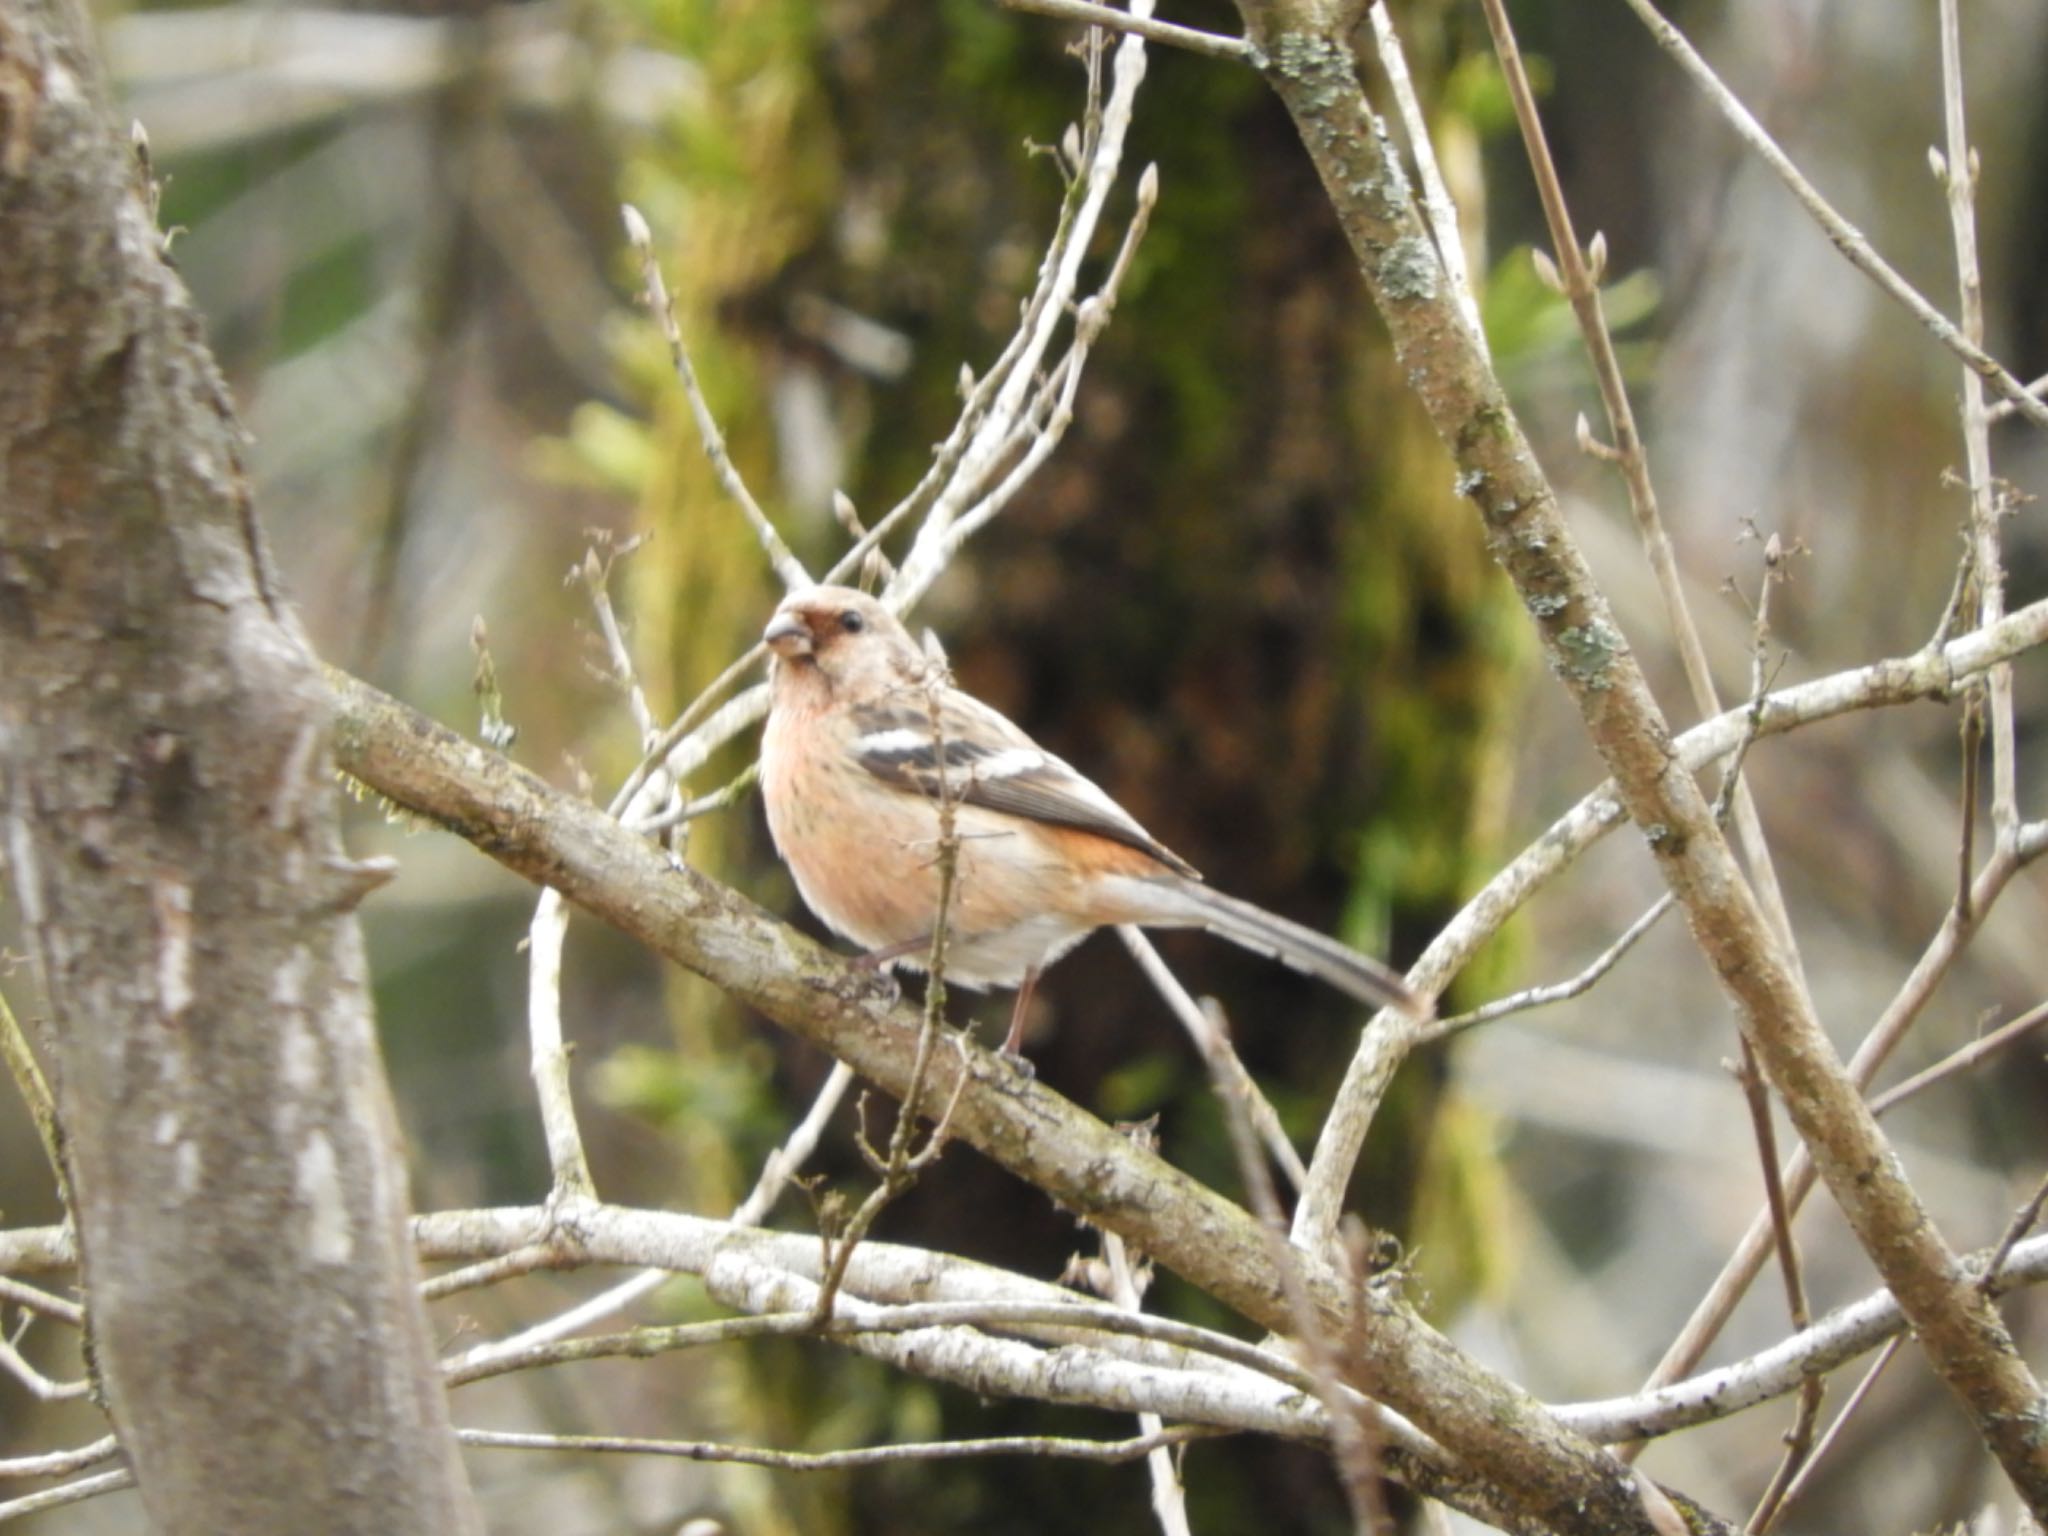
4 0 2047 1531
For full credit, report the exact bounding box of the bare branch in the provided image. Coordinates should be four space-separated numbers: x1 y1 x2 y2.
418 1244 568 1303
1753 1336 1901 1532
1938 0 2019 834
996 0 1257 64
1480 0 1809 1008
0 1467 135 1525
1559 1232 2048 1446
1201 999 1392 1534
1616 0 2048 429
0 1329 90 1402
1870 997 2048 1115
1367 4 1482 350
620 203 811 591
325 670 1687 1530
1983 1169 2048 1291
458 1422 1224 1469
1234 1 2048 1500
1731 1036 1822 1528
0 1279 77 1335
524 888 595 1199
734 1060 859 1227
1640 828 2048 1399
1426 897 1672 1040
1298 599 2048 1251
578 545 660 749
0 1435 120 1483
1986 369 2048 424
0 991 61 1193
1119 927 1308 1190
1099 1190 1195 1536
892 12 1153 599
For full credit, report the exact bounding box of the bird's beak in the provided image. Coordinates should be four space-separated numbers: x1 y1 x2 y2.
763 610 813 658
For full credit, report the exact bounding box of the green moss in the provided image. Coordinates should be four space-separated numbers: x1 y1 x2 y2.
1378 234 1442 302
1556 617 1626 690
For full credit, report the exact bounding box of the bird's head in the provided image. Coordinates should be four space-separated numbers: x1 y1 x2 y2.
763 585 922 697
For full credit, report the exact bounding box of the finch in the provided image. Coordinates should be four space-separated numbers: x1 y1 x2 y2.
758 585 1428 1056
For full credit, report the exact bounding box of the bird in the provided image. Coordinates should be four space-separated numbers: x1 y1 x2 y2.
757 585 1429 1058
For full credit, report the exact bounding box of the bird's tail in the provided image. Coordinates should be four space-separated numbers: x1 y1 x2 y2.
1123 877 1431 1020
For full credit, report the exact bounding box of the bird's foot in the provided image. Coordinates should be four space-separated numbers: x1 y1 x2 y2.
857 964 902 1007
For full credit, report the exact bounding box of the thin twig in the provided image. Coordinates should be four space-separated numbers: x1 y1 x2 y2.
1297 608 2048 1253
1731 1039 1821 1531
457 1423 1223 1469
629 763 758 834
1482 0 1809 1003
0 989 63 1190
1958 682 1984 920
733 1060 859 1227
1938 0 2019 834
578 545 660 748
996 0 1257 64
893 153 1160 596
0 1467 133 1524
1986 369 2048 423
1752 1337 1902 1533
525 887 594 1199
893 11 1152 597
1425 897 1672 1040
1638 832 2048 1401
607 650 766 825
0 1275 81 1327
1869 997 2048 1115
1367 4 1482 350
1201 1000 1390 1534
815 653 971 1316
1617 0 2048 429
419 1243 568 1303
621 204 811 592
830 489 895 589
1119 926 1308 1190
0 1328 89 1401
0 1435 121 1482
1982 1168 2048 1291
1101 1167 1194 1536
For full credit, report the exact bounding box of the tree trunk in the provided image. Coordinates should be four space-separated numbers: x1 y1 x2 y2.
0 2 481 1530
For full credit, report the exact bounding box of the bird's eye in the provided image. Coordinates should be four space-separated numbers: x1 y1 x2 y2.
839 610 866 634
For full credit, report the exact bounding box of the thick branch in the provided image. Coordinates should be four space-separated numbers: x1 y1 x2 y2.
325 672 1724 1536
0 3 478 1530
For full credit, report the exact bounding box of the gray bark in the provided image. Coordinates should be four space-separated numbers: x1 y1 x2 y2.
0 1 482 1530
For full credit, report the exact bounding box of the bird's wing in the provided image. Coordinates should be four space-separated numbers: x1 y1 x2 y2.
848 689 1199 878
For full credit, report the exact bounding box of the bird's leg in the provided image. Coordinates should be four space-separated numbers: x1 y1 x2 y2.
854 935 929 970
1000 967 1041 1066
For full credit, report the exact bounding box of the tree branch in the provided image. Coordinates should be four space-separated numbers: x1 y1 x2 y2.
1616 0 2048 430
323 668 1720 1536
1232 0 2048 1510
